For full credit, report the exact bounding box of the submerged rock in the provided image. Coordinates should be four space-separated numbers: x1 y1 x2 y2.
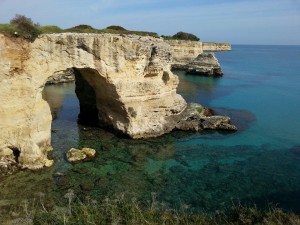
66 147 96 162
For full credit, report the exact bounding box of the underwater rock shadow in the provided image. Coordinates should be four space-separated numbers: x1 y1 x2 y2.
238 189 300 215
212 107 256 132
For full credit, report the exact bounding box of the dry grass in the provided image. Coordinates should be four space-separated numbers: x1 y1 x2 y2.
2 191 300 225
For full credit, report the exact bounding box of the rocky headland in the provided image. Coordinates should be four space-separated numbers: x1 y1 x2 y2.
166 40 230 76
0 33 236 170
44 39 231 84
182 53 223 76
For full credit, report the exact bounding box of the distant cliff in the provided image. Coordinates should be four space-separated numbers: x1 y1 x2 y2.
203 42 231 51
165 40 229 76
165 40 203 66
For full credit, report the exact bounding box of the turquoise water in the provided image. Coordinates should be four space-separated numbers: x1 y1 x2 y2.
1 45 300 215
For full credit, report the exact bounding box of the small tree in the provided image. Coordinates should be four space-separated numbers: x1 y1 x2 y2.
10 14 34 26
10 14 40 41
106 25 127 31
71 24 95 30
172 31 200 41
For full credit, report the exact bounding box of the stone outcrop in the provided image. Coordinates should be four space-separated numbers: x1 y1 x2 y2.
46 68 75 84
174 103 237 131
181 53 223 77
43 40 231 84
66 147 96 162
166 40 228 76
165 40 203 68
0 33 236 170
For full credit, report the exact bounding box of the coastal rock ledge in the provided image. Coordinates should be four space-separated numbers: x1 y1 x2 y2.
0 33 236 170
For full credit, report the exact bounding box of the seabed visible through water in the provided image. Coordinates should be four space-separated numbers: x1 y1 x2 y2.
1 45 300 215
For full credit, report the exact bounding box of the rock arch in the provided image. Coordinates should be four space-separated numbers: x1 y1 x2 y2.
0 33 187 169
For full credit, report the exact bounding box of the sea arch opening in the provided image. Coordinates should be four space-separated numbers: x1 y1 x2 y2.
42 67 129 146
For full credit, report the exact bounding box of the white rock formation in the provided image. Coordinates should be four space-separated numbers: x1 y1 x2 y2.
0 33 236 170
165 40 203 67
0 33 186 169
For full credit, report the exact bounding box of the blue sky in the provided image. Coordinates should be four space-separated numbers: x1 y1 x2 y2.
0 0 299 45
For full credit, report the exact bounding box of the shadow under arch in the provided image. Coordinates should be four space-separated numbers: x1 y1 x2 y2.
44 67 130 136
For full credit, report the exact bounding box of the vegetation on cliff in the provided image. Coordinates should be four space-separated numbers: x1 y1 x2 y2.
0 15 159 41
106 25 128 31
0 15 202 42
162 31 200 41
2 14 41 41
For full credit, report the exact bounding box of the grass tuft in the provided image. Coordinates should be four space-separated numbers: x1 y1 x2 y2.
38 26 63 34
2 192 300 225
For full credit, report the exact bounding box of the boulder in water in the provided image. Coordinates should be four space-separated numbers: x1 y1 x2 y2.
66 147 96 162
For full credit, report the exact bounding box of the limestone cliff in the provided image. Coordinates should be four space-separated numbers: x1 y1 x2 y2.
0 33 187 169
183 53 223 77
165 40 229 76
203 42 231 51
165 40 203 68
46 68 75 84
0 33 236 170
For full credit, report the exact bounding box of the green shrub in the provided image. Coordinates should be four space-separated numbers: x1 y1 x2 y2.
9 14 41 41
106 25 127 31
64 24 98 34
38 26 62 33
69 24 95 30
172 31 200 41
10 14 35 26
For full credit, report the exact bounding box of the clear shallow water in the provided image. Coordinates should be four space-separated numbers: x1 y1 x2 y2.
1 45 300 215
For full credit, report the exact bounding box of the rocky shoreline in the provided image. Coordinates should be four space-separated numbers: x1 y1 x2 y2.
44 39 229 85
0 33 234 170
175 103 237 131
172 53 223 77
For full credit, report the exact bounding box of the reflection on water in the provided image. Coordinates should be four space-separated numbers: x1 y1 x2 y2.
42 84 64 119
177 70 221 106
1 45 300 216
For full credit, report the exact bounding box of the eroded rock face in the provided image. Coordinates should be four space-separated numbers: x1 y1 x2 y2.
0 33 235 170
202 42 231 51
184 53 223 77
165 40 203 67
46 68 75 84
166 40 224 76
0 33 186 169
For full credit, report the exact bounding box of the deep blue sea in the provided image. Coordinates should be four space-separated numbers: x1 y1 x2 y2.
1 45 300 214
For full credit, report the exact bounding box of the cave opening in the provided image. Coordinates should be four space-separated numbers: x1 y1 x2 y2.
42 67 102 131
73 68 99 126
10 147 20 163
42 66 129 150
